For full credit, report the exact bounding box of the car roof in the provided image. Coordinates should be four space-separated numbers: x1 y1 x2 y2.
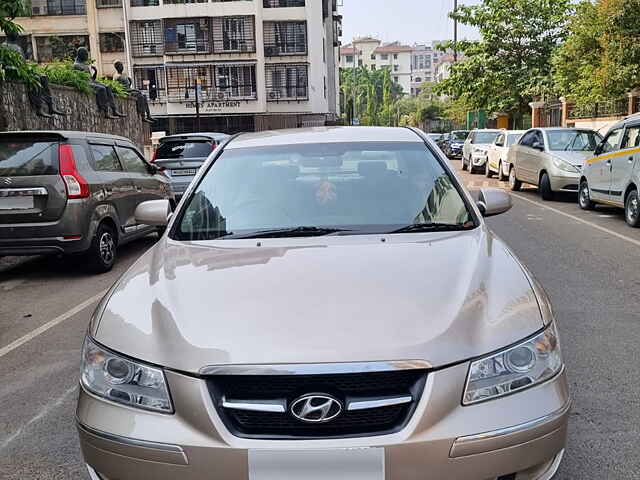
0 130 134 143
536 127 595 132
226 127 422 149
160 132 230 142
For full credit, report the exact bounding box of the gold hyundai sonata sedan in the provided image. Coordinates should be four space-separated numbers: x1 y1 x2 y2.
77 127 570 480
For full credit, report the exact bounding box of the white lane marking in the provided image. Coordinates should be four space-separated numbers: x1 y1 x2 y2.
0 384 77 452
512 194 640 248
0 290 106 359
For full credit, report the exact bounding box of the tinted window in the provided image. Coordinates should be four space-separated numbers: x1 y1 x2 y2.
472 132 499 144
600 128 623 154
519 131 536 147
91 145 121 172
0 141 58 176
547 130 601 151
451 131 469 141
156 141 212 159
621 126 640 150
507 134 522 146
175 142 473 240
117 147 148 174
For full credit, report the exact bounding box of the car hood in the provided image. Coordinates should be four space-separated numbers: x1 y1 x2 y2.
550 150 593 166
92 228 545 373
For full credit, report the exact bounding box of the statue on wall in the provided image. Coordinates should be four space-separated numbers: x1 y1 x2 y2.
112 60 154 124
72 47 126 119
3 32 67 118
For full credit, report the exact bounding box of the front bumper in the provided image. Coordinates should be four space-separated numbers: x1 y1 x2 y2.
77 363 570 480
548 171 580 193
471 155 488 167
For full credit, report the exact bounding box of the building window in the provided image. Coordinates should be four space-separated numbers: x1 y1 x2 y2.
167 64 257 103
0 34 33 59
393 65 399 72
165 18 212 54
380 53 388 60
130 20 163 56
212 16 256 53
265 63 308 101
134 65 166 102
415 77 422 83
35 35 89 62
130 0 158 5
99 33 125 53
393 53 398 59
345 55 353 63
371 64 376 70
264 21 307 56
370 54 375 60
393 76 398 82
97 0 121 7
263 0 305 6
164 0 207 3
358 59 363 66
31 0 86 15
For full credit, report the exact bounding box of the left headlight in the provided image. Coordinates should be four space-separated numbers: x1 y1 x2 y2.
473 147 487 156
552 156 580 173
463 323 563 405
80 336 173 413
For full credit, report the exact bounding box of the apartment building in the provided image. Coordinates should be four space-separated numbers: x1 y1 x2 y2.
410 43 433 95
13 0 342 135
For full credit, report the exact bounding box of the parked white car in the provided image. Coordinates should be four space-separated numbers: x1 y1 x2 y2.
462 129 501 174
507 128 602 200
485 130 526 180
579 115 640 227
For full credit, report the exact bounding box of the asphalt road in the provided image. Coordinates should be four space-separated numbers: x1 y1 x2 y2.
1 161 639 479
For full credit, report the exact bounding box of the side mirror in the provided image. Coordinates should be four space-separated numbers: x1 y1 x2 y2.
476 188 512 217
531 141 544 151
135 199 171 226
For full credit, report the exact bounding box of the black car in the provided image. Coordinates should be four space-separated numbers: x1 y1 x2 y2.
445 130 470 159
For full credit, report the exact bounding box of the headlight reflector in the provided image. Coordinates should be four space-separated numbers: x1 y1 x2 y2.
552 157 580 173
81 336 173 413
473 147 487 156
463 323 563 405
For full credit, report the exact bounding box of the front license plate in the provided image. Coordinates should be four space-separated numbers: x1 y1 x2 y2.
249 448 384 480
0 196 34 210
171 168 197 176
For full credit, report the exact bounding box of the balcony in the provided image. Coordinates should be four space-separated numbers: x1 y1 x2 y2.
134 66 167 103
31 0 86 16
265 63 308 101
263 21 307 56
263 0 305 7
166 64 257 103
212 16 256 53
96 0 121 7
130 0 159 6
165 18 212 55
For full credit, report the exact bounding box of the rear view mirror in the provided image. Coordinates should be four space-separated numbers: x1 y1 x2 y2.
135 199 171 226
476 188 512 217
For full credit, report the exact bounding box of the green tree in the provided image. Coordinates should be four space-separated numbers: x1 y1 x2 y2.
0 0 39 86
553 0 640 105
435 0 572 127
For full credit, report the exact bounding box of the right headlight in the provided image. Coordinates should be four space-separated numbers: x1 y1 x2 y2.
552 157 580 173
463 323 563 405
80 336 173 413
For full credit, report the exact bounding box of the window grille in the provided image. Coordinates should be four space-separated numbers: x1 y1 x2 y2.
32 0 86 15
130 20 163 57
134 66 166 102
265 63 308 101
165 18 212 54
263 0 305 7
99 33 125 53
212 16 256 53
35 35 89 62
97 0 121 7
166 63 257 103
263 21 307 56
130 0 158 6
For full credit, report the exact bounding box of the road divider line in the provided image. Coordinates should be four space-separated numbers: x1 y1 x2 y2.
0 290 107 359
512 193 640 248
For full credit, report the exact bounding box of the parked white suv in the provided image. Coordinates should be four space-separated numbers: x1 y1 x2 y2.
462 129 501 174
579 115 640 227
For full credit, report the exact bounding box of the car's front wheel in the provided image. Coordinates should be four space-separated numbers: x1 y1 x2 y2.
579 180 595 210
539 172 554 201
625 189 640 227
485 161 493 178
498 161 507 181
461 156 468 171
86 222 117 273
509 167 522 191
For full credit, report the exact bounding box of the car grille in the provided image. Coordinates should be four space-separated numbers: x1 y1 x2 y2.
206 368 428 439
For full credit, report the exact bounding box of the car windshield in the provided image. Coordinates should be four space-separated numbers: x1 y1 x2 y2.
547 131 601 151
156 140 212 159
451 131 469 141
507 134 522 146
175 142 474 240
473 132 499 144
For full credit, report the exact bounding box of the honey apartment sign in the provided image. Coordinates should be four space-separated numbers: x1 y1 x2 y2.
185 101 242 113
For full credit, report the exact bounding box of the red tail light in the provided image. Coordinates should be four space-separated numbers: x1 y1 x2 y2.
211 141 217 151
59 144 90 199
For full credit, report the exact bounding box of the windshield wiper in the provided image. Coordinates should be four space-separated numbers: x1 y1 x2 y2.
388 223 474 234
226 226 352 239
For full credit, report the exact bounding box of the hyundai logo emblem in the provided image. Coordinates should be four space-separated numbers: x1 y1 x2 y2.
290 394 342 423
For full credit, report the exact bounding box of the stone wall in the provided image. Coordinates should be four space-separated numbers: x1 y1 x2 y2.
0 82 150 150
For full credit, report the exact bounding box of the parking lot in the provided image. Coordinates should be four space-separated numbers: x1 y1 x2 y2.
1 157 640 478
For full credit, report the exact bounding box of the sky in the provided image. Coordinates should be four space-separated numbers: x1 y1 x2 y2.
339 0 482 46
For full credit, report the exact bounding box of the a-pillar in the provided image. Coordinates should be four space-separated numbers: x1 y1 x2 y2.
529 101 545 128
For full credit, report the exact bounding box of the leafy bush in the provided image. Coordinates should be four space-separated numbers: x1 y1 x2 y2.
36 61 92 94
0 45 39 87
98 76 128 98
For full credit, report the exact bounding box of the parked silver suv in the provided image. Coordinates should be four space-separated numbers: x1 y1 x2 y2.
0 131 173 272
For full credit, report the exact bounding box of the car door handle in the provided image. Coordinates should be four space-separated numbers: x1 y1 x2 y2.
629 157 634 164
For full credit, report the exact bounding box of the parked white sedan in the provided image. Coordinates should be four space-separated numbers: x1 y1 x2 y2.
485 130 526 180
